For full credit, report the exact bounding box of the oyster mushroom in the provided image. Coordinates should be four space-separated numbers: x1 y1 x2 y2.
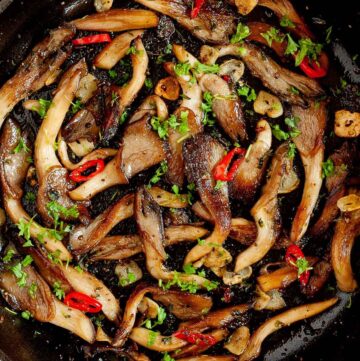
253 91 283 118
334 110 360 138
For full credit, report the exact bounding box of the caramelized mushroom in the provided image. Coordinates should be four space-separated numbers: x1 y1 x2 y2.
155 76 180 101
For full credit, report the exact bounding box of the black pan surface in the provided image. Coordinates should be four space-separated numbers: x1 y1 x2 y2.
0 1 359 360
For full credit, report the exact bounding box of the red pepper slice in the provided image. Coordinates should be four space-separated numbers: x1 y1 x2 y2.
222 75 231 83
190 0 205 18
285 245 312 286
298 56 327 78
64 292 102 313
213 147 246 182
174 329 217 347
69 159 105 183
72 34 111 46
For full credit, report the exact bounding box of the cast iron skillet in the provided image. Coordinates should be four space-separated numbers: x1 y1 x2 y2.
0 1 359 360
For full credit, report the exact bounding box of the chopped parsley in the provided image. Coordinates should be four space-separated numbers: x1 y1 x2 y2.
230 22 251 44
53 281 65 300
24 192 36 203
174 62 191 76
119 270 137 287
46 200 79 227
28 282 38 299
325 26 332 44
119 109 128 125
287 142 297 159
162 352 175 361
296 258 312 276
321 158 335 178
70 99 83 115
295 38 323 66
148 161 168 186
201 91 216 126
143 307 167 329
21 310 32 320
17 218 33 247
13 138 30 154
108 69 117 79
284 34 299 55
194 62 220 74
147 330 158 346
151 111 189 140
261 27 285 46
271 124 290 141
3 249 15 263
237 84 257 102
9 255 33 287
280 16 295 28
160 271 200 294
214 180 226 190
33 98 51 119
145 78 153 89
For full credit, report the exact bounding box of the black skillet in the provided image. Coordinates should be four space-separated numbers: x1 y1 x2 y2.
0 0 359 360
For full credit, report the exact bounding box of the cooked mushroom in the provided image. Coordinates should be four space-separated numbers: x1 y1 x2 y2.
94 0 113 13
199 74 248 141
69 193 134 255
138 296 161 318
94 30 144 70
334 110 360 138
235 143 288 273
253 91 283 118
337 194 360 212
116 260 143 286
102 37 148 142
239 298 338 361
130 327 188 351
331 188 360 292
219 59 245 84
0 26 74 129
228 0 258 15
0 256 96 343
183 134 232 265
0 119 72 260
200 43 324 106
229 119 272 202
310 142 354 236
148 186 189 208
135 0 236 44
253 287 286 311
222 267 253 286
290 100 326 243
135 187 209 287
155 76 180 101
224 326 250 355
177 357 235 361
35 60 88 226
76 73 99 103
72 9 159 31
302 259 332 297
88 224 209 262
69 116 165 200
129 95 169 124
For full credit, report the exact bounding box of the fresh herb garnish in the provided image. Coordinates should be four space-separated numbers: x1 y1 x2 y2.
119 270 137 287
231 22 251 44
53 281 65 300
237 85 257 102
145 78 153 89
143 307 167 329
13 137 30 154
33 99 51 119
321 158 335 178
261 27 285 46
287 142 297 159
214 180 226 190
147 330 158 346
70 99 83 115
280 16 296 28
21 310 32 320
148 161 168 186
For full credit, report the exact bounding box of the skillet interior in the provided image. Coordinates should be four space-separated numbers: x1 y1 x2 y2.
0 0 359 360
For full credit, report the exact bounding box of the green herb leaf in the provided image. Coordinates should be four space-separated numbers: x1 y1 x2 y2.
145 78 153 89
17 218 33 246
295 38 323 66
325 26 332 44
287 142 297 159
284 34 299 55
183 263 196 275
3 249 16 263
28 282 38 299
162 352 176 361
231 22 251 44
214 180 226 190
321 158 335 178
271 124 290 141
108 69 118 79
33 99 51 119
24 192 36 203
237 85 257 102
149 161 168 186
70 99 83 115
119 110 128 125
194 62 220 74
295 257 312 276
174 62 191 76
13 138 30 154
261 27 285 47
21 310 32 320
147 330 158 346
280 16 295 28
53 281 65 300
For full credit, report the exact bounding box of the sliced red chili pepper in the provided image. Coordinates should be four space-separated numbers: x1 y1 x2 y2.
222 75 231 83
190 0 205 19
69 159 105 183
285 245 312 286
72 34 111 46
213 147 246 182
298 56 327 78
174 329 217 347
64 292 102 313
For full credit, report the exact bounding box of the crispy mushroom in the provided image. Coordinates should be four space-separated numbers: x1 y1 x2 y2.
69 193 134 255
0 257 95 343
239 298 338 361
200 43 324 107
135 187 209 287
219 59 245 84
72 9 159 31
182 134 232 265
331 188 360 292
94 0 113 13
310 142 354 236
135 0 236 44
199 74 248 141
69 116 165 200
0 119 72 260
0 26 74 129
102 37 148 142
229 119 272 202
34 60 88 226
129 95 168 124
235 143 288 273
155 76 180 101
94 30 144 70
224 326 250 355
88 224 209 262
290 100 326 243
228 0 258 15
